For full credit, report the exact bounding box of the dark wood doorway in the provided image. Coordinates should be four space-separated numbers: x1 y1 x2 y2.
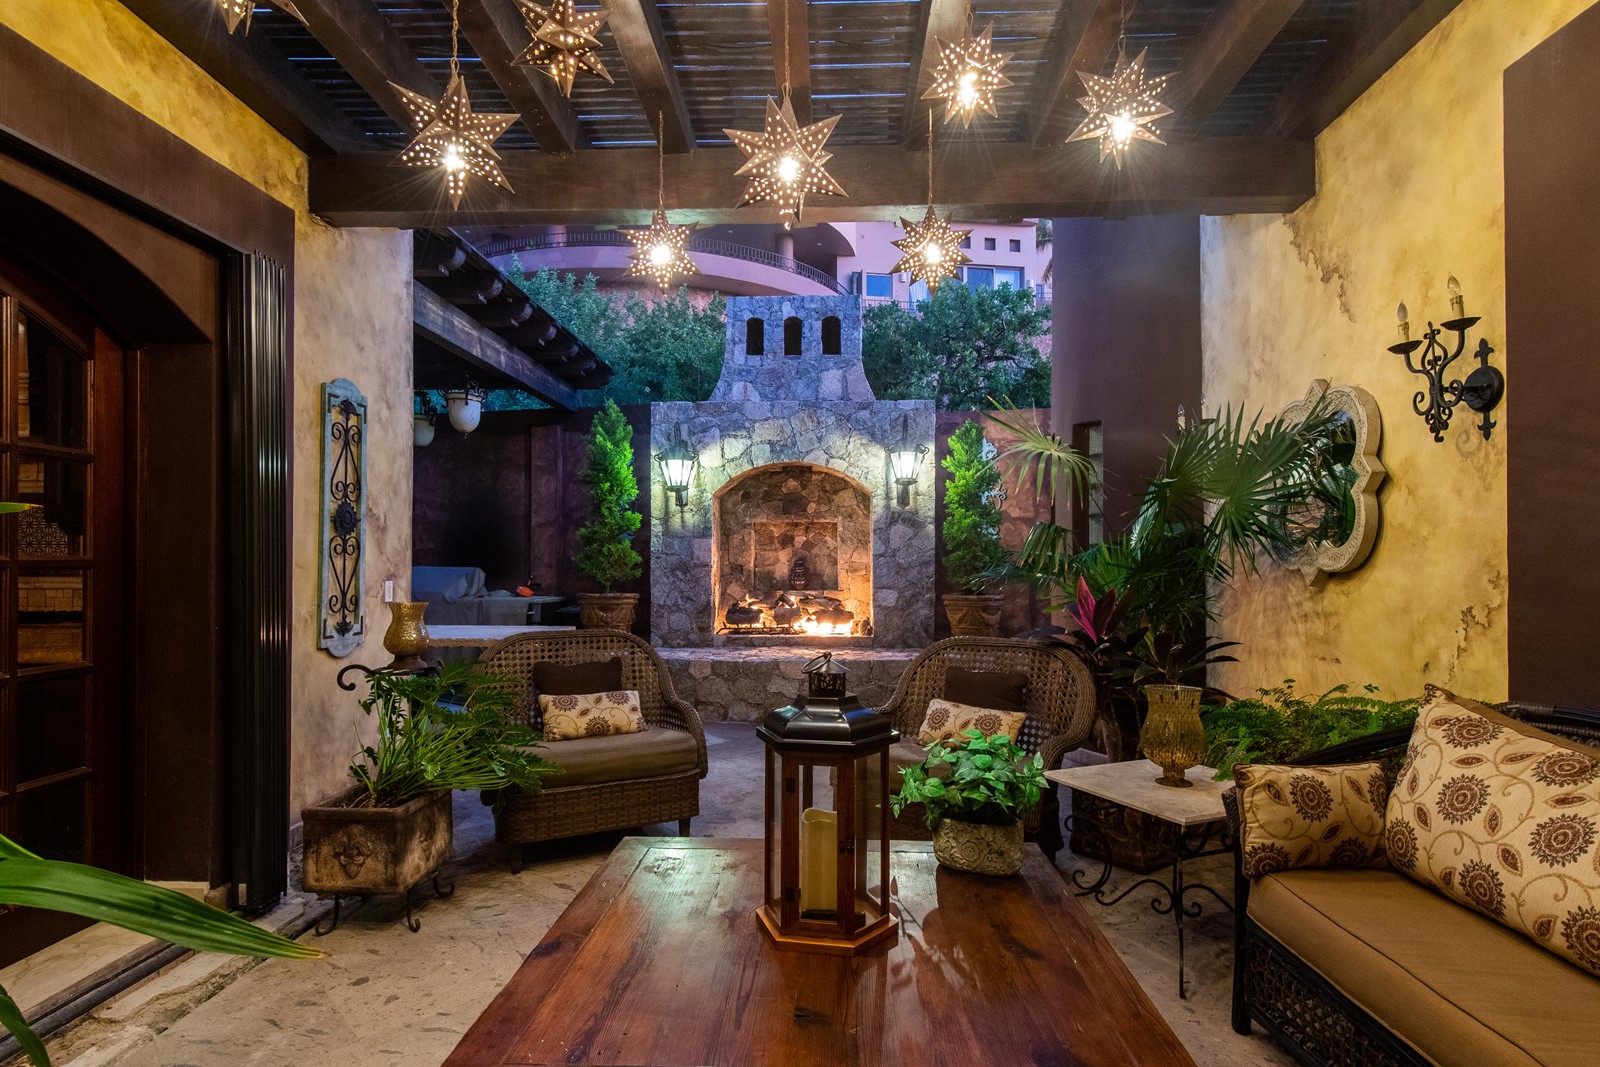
0 259 128 967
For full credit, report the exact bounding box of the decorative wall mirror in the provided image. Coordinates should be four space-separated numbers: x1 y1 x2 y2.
1271 380 1385 586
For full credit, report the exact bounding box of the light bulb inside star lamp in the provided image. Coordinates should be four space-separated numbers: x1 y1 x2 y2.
1109 113 1137 147
923 244 944 264
957 70 980 110
648 243 672 266
442 143 468 173
776 155 801 184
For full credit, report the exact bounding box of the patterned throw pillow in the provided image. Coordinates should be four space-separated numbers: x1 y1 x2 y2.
537 690 647 742
1234 763 1390 878
916 698 1026 746
1385 684 1600 977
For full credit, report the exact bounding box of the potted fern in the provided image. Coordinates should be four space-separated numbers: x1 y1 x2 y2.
891 730 1045 876
941 420 1009 636
575 399 644 629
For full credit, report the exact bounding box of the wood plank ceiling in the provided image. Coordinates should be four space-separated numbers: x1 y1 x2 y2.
128 0 1461 226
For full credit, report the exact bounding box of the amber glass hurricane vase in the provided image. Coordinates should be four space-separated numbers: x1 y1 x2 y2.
383 601 432 672
1139 684 1206 788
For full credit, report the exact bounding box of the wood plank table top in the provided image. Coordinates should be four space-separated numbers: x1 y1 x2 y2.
445 838 1195 1067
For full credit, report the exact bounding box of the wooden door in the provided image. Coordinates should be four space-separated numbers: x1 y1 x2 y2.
0 264 127 967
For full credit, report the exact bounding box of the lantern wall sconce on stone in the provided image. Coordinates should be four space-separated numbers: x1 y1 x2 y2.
887 414 927 507
657 431 697 509
445 380 486 434
1389 277 1504 442
757 652 899 956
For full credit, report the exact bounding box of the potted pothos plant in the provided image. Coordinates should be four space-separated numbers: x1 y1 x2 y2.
891 730 1045 876
301 661 555 905
574 399 644 629
940 420 1009 636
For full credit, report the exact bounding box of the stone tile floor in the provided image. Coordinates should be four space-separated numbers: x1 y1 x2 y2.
28 725 1293 1067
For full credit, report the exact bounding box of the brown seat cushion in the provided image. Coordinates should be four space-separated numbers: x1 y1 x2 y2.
533 657 623 696
1250 868 1600 1067
529 728 698 788
943 667 1029 713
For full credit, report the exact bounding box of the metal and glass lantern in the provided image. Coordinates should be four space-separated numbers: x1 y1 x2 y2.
656 430 698 508
887 414 926 507
445 380 486 434
757 653 899 955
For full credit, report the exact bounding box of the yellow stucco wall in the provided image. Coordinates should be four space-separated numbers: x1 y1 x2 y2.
1202 0 1595 701
0 1 415 818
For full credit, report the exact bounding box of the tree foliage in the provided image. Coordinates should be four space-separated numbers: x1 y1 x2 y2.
575 399 643 589
941 420 1008 591
863 283 1050 409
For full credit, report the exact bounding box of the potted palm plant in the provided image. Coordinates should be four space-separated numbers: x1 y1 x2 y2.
891 730 1045 876
940 420 1009 636
575 399 644 629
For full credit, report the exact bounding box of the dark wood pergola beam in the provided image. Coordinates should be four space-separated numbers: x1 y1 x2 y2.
610 0 695 153
120 0 369 154
289 0 440 130
899 0 970 147
413 281 579 412
1169 0 1305 129
1028 0 1129 148
312 137 1314 226
768 0 812 124
456 0 584 154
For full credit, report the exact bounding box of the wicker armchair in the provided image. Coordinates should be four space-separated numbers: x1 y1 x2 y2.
877 637 1097 857
478 630 707 865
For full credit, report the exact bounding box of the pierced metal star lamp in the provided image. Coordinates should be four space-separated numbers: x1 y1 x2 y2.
892 112 970 296
921 23 1013 127
1066 46 1174 168
724 96 847 229
219 0 305 35
623 113 698 289
513 0 614 97
392 0 520 210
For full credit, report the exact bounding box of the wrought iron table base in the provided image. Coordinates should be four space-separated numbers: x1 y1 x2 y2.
1064 814 1233 998
314 871 456 936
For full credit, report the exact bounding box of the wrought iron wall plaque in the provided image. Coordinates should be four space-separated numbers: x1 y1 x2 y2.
318 377 367 656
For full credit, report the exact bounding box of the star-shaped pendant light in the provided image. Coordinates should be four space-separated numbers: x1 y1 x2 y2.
219 0 305 36
1066 46 1174 168
623 112 698 289
921 24 1013 127
392 1 520 210
893 205 971 295
724 96 846 229
513 0 613 97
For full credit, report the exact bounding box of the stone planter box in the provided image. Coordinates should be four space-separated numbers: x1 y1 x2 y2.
578 592 640 630
943 593 1004 637
302 788 453 897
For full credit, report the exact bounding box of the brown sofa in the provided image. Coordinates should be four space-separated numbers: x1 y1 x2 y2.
1227 702 1600 1067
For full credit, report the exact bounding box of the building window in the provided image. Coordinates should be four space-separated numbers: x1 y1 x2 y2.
1009 239 1022 253
821 316 842 355
864 273 893 299
994 267 1024 291
983 237 996 251
909 279 931 305
964 267 994 288
1072 422 1106 546
746 317 764 355
784 316 802 356
959 235 971 249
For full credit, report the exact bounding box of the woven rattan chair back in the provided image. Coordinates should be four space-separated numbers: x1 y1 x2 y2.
479 628 680 730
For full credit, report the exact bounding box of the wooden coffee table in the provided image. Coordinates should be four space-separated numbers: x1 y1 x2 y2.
445 837 1195 1067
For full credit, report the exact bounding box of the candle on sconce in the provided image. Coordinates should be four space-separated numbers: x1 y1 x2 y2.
1396 302 1411 342
1447 275 1465 319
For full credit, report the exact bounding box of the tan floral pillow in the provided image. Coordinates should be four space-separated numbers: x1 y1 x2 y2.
1386 685 1600 977
916 698 1026 746
1234 762 1390 878
537 690 647 741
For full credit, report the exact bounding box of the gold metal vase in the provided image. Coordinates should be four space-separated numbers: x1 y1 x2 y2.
1139 684 1206 788
382 601 431 671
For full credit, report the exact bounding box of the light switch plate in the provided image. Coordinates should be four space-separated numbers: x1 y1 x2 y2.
384 579 395 603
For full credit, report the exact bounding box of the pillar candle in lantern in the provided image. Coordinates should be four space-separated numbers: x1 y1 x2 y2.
799 807 838 915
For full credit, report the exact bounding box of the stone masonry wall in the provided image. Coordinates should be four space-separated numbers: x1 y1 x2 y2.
713 295 873 402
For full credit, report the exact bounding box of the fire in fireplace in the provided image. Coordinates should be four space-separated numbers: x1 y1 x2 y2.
721 591 870 636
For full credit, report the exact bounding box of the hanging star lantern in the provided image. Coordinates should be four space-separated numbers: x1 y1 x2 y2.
513 0 613 97
723 96 847 228
1066 47 1174 168
892 205 971 295
219 0 305 36
392 75 519 209
623 209 697 289
922 24 1014 126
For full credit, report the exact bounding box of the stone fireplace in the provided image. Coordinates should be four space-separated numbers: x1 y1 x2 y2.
651 295 934 648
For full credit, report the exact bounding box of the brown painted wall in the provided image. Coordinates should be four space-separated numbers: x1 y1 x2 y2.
1050 216 1203 535
1505 2 1600 704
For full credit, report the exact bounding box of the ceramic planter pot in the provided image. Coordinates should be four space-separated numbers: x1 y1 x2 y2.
942 593 1004 637
302 788 453 897
932 817 1024 875
578 591 640 630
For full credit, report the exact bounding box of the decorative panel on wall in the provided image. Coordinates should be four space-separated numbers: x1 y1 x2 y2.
318 377 367 656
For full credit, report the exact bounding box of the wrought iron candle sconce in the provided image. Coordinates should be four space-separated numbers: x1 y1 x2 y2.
1389 278 1504 442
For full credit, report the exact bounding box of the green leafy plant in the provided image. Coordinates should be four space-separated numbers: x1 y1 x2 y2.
574 399 643 590
1203 681 1420 781
941 420 1008 592
348 661 555 809
0 834 321 1066
891 730 1046 830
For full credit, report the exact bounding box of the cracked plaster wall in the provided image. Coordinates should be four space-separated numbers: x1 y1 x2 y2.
1201 0 1593 700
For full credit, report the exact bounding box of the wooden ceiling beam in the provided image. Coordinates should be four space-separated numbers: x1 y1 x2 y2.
456 0 584 154
610 0 695 153
767 0 812 124
899 0 970 147
311 137 1314 226
288 0 440 130
414 281 580 412
1028 0 1128 148
120 0 369 154
1264 0 1461 138
1168 0 1305 130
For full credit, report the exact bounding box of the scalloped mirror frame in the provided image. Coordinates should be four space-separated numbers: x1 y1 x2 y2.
1276 379 1386 586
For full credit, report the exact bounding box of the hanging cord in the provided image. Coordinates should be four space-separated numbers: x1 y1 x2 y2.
449 0 460 80
657 110 666 210
927 108 934 205
1117 0 1128 57
782 0 791 99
